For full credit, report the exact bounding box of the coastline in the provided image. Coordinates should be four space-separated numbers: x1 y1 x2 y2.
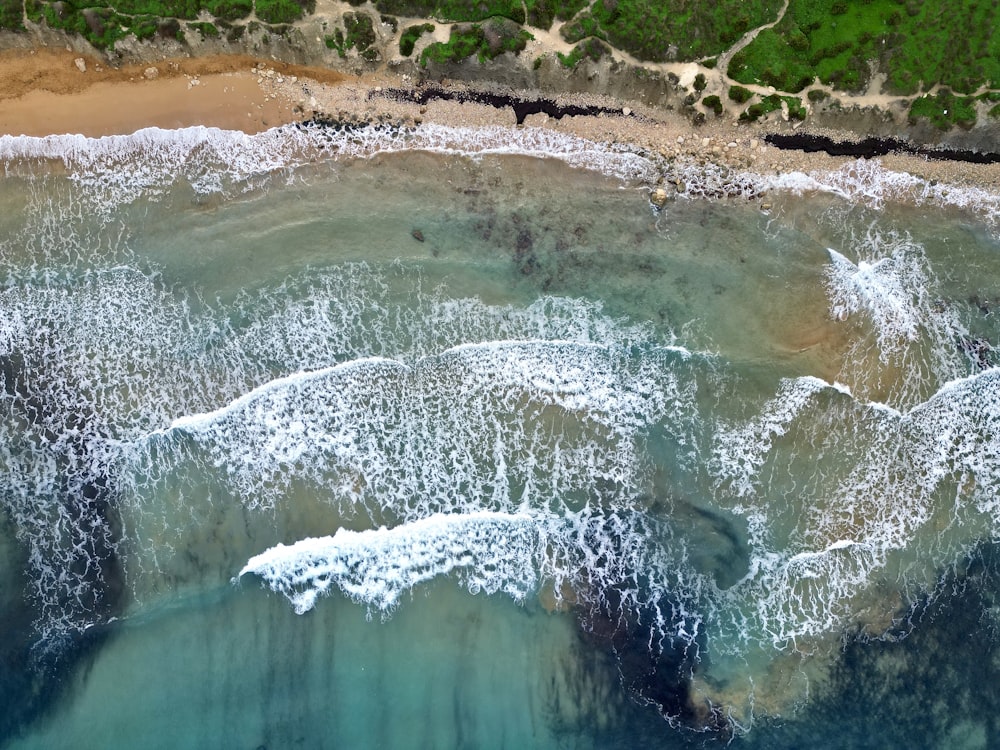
3 48 1000 196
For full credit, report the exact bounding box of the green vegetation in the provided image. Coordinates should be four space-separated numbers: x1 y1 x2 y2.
421 19 531 65
693 72 706 91
399 21 433 55
728 84 753 103
702 93 722 116
523 0 587 29
205 0 250 20
255 0 311 24
557 37 608 68
559 11 603 43
1 0 23 29
589 0 781 62
190 19 217 35
369 0 524 24
908 89 977 129
739 93 806 122
325 13 377 58
731 0 1000 95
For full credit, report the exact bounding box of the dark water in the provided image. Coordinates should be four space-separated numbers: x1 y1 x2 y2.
0 124 998 749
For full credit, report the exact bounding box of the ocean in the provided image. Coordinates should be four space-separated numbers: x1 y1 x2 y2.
0 122 998 749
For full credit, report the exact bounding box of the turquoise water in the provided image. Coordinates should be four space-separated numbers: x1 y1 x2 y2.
0 124 998 748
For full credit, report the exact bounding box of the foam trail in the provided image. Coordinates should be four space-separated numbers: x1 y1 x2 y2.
144 339 695 515
823 228 970 407
713 375 831 499
168 357 404 432
0 124 655 212
238 511 543 614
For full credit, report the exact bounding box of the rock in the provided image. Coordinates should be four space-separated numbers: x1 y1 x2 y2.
143 66 158 80
74 57 86 73
650 187 669 208
676 135 684 144
761 202 772 211
727 141 738 149
701 137 710 148
411 229 424 242
675 180 686 193
622 107 632 116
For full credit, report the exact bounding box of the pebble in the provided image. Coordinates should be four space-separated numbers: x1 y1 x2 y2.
727 141 737 149
676 136 684 144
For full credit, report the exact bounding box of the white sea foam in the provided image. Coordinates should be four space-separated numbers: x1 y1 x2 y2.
823 227 969 408
713 376 831 500
238 511 543 614
0 256 699 647
707 364 1000 649
766 158 1000 228
157 338 694 513
0 123 655 212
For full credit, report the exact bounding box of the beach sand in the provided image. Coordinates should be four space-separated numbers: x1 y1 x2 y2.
2 48 1000 192
0 49 340 136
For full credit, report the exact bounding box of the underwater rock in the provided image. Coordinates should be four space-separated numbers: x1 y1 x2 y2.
650 187 669 208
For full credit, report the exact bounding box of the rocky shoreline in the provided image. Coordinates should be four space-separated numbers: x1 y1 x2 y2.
4 30 1000 195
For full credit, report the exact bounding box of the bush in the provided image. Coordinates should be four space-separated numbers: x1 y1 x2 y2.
702 94 722 116
728 84 753 103
255 0 306 24
421 20 532 66
399 22 434 56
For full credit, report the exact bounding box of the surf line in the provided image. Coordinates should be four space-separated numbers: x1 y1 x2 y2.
764 133 1000 165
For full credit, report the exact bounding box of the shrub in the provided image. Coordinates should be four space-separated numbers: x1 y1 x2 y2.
729 84 753 103
399 22 434 56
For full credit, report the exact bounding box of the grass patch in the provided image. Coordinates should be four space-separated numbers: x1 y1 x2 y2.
732 0 1000 95
371 0 525 24
255 0 311 24
909 90 977 129
1 0 24 29
204 0 250 20
739 94 806 122
559 11 604 43
524 0 587 29
399 21 434 55
589 0 782 62
420 19 532 65
557 36 608 67
190 20 218 35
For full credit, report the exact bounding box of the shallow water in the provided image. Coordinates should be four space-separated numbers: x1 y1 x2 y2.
0 124 999 748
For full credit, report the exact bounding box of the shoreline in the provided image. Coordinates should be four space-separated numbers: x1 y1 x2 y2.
4 49 1000 195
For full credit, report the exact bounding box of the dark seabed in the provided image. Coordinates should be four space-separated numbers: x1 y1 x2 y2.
0 124 998 749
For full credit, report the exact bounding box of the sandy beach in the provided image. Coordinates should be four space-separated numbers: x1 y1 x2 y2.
3 48 1000 193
